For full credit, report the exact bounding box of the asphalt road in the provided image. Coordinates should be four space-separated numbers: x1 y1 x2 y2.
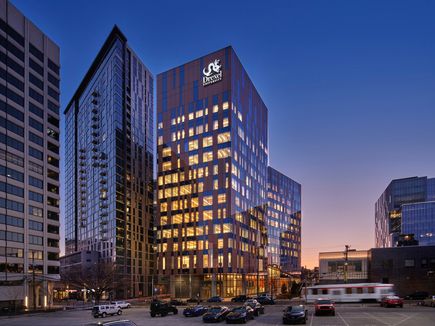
1 304 434 326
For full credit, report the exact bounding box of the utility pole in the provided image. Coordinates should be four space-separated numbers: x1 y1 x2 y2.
344 245 350 284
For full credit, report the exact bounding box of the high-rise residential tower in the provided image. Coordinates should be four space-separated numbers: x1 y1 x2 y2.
0 0 60 309
375 176 435 247
266 167 301 273
156 47 269 298
64 26 154 298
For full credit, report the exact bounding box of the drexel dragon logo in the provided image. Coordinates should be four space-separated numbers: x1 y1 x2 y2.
203 59 222 76
203 59 223 86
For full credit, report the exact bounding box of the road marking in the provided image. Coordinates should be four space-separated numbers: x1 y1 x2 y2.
392 314 414 326
364 312 389 325
337 312 350 326
309 312 314 326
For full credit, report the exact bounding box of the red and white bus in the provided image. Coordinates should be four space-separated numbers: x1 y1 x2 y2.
306 283 395 303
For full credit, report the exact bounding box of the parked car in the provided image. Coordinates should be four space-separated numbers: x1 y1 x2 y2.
405 291 429 300
422 295 435 307
380 296 403 308
170 299 187 306
282 305 308 325
243 299 265 316
113 301 131 309
226 306 254 324
203 306 230 323
256 295 275 305
314 298 335 316
86 320 137 326
187 297 203 303
231 295 250 302
150 300 178 317
208 296 223 303
183 305 208 317
92 305 122 318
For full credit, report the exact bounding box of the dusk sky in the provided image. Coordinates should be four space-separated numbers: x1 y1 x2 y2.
13 0 435 268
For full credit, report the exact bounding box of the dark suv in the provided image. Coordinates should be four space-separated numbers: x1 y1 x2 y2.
150 300 178 317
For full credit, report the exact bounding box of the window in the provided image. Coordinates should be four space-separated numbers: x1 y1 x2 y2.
217 148 231 159
29 146 43 160
47 155 59 167
29 235 43 245
0 181 24 197
203 151 213 163
47 183 59 194
47 169 59 181
29 205 43 217
0 83 24 106
404 259 415 267
29 220 43 231
48 87 59 101
29 161 43 174
0 66 24 91
203 136 213 147
0 247 24 258
29 102 44 118
0 116 24 136
47 211 59 221
0 230 24 243
29 190 43 203
47 128 59 141
29 72 43 90
0 149 23 166
47 142 59 154
346 288 352 294
48 100 59 114
47 115 59 128
29 58 43 76
47 197 59 207
217 132 231 144
0 132 24 151
162 161 171 171
47 224 59 234
0 214 24 228
223 117 229 128
29 117 43 132
29 176 43 189
0 165 23 182
47 252 59 261
0 198 24 212
29 87 43 104
1 99 24 121
47 58 59 75
188 154 198 166
188 140 198 151
29 43 43 61
29 131 43 146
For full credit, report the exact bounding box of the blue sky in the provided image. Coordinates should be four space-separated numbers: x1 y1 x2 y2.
13 0 435 267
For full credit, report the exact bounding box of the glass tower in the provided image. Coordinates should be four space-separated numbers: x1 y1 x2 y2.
0 0 60 308
64 26 154 298
266 167 301 273
375 176 435 247
156 46 268 298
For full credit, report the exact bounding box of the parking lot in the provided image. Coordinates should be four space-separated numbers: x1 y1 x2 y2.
1 303 434 326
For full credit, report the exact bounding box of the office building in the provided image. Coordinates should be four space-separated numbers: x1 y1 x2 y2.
64 26 154 298
369 246 435 296
318 250 369 284
156 46 268 298
375 176 435 247
0 0 61 309
266 167 301 272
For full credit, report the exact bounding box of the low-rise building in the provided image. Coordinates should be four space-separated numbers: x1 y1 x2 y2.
319 250 369 284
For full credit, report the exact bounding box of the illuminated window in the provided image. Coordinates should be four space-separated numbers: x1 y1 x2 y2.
189 127 194 136
203 196 213 206
218 238 223 249
203 254 209 268
217 132 231 144
188 154 198 166
214 224 221 234
203 151 213 163
213 104 219 113
218 194 226 204
162 147 172 157
182 255 189 268
223 118 229 128
214 179 219 190
223 102 229 110
188 140 198 151
217 148 231 159
158 122 163 129
238 112 243 122
203 210 212 221
223 223 232 233
189 113 194 120
213 120 219 130
196 110 203 118
196 125 203 134
213 165 218 175
162 162 172 171
203 136 213 147
158 136 163 145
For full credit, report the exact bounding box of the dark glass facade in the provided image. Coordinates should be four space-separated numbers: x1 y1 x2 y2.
266 167 301 272
402 202 435 246
375 176 435 247
64 27 154 298
156 47 268 298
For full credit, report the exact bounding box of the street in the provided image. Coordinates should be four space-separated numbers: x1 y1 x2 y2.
0 303 434 326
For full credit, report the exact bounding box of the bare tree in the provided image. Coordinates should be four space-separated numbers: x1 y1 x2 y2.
61 261 128 305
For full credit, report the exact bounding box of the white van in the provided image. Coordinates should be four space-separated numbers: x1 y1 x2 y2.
92 305 122 318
